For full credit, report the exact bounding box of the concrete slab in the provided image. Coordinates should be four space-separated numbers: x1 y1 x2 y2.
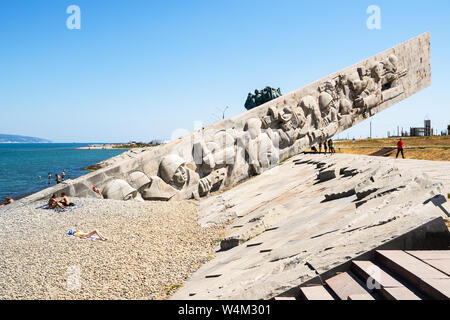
422 279 450 299
299 286 335 300
406 251 450 260
351 260 404 288
376 251 448 280
348 294 375 300
376 250 450 299
351 260 422 300
422 259 450 277
382 287 421 300
325 272 370 300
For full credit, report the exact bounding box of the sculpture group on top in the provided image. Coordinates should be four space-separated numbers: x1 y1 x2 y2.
245 86 282 110
101 54 408 202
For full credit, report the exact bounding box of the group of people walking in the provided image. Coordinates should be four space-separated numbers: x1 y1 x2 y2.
311 138 406 159
312 139 336 155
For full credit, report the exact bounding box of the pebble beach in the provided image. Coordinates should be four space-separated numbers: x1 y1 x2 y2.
0 197 224 300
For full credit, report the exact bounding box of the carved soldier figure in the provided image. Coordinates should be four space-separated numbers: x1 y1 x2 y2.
349 67 382 115
102 179 138 201
245 92 257 110
277 105 303 147
193 129 236 189
318 91 338 126
382 54 400 87
141 154 226 201
300 95 322 130
335 74 353 116
242 118 279 176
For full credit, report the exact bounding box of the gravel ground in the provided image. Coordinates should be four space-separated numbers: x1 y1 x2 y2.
0 197 224 300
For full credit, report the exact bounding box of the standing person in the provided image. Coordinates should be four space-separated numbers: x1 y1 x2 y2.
318 142 322 153
329 139 335 154
62 170 66 181
396 138 405 159
323 140 328 155
48 173 52 185
55 174 61 184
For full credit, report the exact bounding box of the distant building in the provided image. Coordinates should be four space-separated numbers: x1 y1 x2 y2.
410 120 433 137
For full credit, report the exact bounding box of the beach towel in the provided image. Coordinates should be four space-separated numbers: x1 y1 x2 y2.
37 204 81 212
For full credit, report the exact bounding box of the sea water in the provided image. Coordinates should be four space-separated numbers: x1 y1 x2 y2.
0 143 126 200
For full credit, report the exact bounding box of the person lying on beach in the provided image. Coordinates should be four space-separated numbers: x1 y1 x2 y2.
67 228 108 241
0 197 14 207
48 194 66 209
59 193 74 207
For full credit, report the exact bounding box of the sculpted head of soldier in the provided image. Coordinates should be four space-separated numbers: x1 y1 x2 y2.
371 62 384 81
244 118 262 140
349 78 364 94
159 154 188 187
319 92 334 113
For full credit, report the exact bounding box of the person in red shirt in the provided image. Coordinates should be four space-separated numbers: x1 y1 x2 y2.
396 138 405 159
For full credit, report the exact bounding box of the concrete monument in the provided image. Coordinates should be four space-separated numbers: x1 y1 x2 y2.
24 33 432 203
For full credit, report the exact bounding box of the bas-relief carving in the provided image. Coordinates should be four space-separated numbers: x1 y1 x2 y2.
102 53 409 201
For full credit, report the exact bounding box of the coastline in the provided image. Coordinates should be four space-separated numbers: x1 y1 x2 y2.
76 144 120 150
0 143 128 201
76 143 160 150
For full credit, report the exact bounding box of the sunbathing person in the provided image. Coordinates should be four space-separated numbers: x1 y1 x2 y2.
59 193 74 207
67 228 108 241
48 194 66 209
0 197 14 207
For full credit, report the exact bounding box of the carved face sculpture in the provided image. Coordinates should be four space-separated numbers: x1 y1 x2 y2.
386 55 398 72
159 154 188 187
319 92 334 114
372 62 384 81
338 74 348 87
349 79 365 95
279 106 293 123
320 80 335 95
172 165 188 186
245 118 262 140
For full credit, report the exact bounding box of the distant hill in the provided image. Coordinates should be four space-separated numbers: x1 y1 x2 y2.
0 134 52 143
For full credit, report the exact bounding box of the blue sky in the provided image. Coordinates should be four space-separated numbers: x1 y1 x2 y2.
0 0 448 142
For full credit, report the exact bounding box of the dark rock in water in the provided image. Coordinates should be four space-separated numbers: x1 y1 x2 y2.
244 86 282 110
